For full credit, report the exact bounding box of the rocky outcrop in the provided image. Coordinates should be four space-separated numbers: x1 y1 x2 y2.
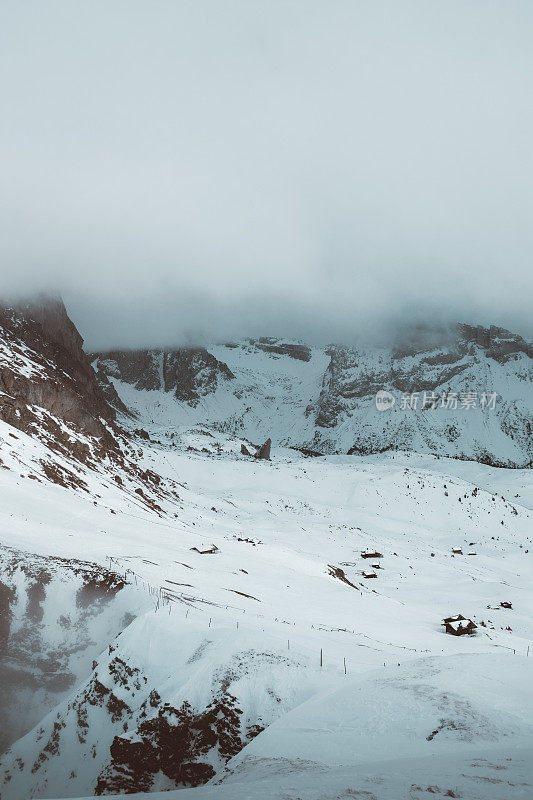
93 367 135 417
0 626 284 800
254 438 271 460
252 338 312 362
0 297 179 509
90 351 163 392
0 546 135 755
164 349 235 403
91 348 234 407
459 323 532 363
18 296 86 363
95 691 246 794
0 297 115 440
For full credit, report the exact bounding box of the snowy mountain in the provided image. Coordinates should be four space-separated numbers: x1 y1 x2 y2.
0 299 532 800
91 325 533 468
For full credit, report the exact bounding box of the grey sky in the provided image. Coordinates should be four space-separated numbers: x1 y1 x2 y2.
1 1 532 348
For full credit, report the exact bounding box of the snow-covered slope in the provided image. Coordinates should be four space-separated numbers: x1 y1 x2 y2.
207 651 533 800
91 324 533 467
1 302 532 799
1 421 532 797
0 544 145 754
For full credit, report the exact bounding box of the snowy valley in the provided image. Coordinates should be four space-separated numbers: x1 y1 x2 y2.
0 300 532 800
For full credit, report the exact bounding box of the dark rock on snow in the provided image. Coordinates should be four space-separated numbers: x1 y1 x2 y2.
254 438 271 460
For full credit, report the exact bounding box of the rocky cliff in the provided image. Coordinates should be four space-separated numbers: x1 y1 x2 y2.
90 348 234 408
0 295 178 512
0 296 115 440
91 327 533 468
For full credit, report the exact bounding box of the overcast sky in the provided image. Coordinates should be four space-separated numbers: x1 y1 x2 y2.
1 1 532 348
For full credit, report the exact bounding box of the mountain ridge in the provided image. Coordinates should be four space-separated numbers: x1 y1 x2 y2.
90 323 533 468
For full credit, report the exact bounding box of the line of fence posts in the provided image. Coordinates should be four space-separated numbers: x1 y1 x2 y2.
107 555 533 671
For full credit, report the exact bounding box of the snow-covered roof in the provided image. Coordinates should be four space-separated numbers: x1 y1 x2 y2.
446 619 476 631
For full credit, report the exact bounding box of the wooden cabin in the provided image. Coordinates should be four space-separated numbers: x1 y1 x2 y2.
500 601 512 609
190 544 219 555
361 550 383 559
442 615 477 636
452 547 463 555
362 571 378 579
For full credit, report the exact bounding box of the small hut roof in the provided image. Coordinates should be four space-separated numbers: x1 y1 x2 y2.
442 614 466 623
446 619 476 632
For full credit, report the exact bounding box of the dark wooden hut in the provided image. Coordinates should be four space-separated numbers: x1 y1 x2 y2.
442 614 477 636
190 544 219 555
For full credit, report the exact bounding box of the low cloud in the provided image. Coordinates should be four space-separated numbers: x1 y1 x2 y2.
1 1 532 348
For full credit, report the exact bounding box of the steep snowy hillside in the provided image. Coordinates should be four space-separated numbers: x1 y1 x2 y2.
91 324 533 467
0 298 182 514
0 544 145 754
0 296 186 766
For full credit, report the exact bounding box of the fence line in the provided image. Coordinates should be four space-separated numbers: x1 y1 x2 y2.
105 555 530 665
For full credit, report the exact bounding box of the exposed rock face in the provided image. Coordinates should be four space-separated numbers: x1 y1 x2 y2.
90 351 163 392
459 323 532 363
309 323 533 465
90 322 532 467
0 545 135 755
93 367 134 417
19 296 86 363
164 349 235 403
0 296 178 510
95 691 246 794
91 348 235 406
252 338 312 362
255 438 271 460
0 297 115 440
0 627 282 800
